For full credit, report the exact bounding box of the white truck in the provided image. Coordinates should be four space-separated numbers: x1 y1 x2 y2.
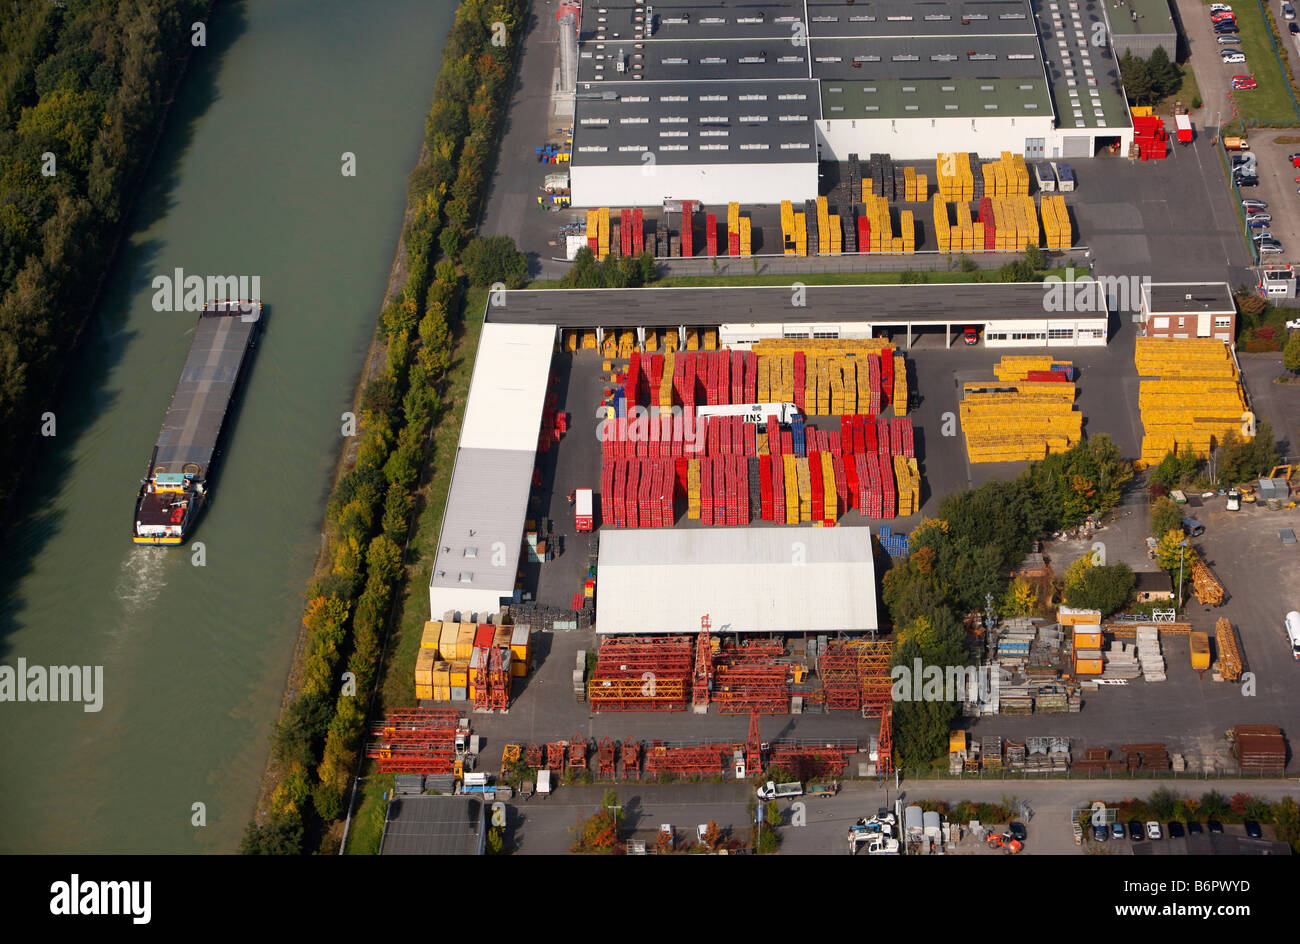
756 780 803 801
537 769 553 796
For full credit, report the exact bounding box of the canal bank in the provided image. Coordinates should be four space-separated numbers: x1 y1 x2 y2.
0 0 455 853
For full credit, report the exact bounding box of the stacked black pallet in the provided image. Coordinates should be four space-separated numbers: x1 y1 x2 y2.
892 166 907 202
971 159 986 201
655 228 669 257
805 199 820 255
847 153 862 202
868 152 896 201
842 203 858 253
747 457 761 522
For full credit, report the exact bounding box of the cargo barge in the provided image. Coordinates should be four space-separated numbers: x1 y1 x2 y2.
132 299 261 545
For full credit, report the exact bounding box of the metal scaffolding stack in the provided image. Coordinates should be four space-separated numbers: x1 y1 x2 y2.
364 708 458 774
597 737 616 778
525 742 543 768
766 739 856 777
692 622 713 710
546 742 566 771
1136 627 1165 682
819 644 861 711
487 646 511 710
643 742 731 778
849 638 894 716
620 738 640 779
588 635 693 711
566 734 588 774
712 638 791 714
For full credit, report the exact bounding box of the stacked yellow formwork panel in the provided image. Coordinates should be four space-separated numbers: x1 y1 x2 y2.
937 152 975 200
739 216 753 257
1134 338 1247 465
598 206 611 260
961 380 1082 462
827 214 841 255
993 355 1071 382
781 200 796 255
659 351 675 407
900 210 915 254
863 195 892 252
1041 194 1071 250
893 455 920 516
933 195 951 253
687 459 701 519
892 353 907 415
795 455 812 522
820 452 837 524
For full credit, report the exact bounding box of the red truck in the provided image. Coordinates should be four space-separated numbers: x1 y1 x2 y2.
573 488 594 532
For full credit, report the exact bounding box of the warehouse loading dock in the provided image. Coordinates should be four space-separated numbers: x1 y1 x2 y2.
488 284 1109 350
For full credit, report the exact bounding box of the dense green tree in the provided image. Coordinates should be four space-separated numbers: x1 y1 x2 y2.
239 813 305 855
462 234 528 288
1285 334 1300 374
1064 562 1135 615
1150 495 1181 540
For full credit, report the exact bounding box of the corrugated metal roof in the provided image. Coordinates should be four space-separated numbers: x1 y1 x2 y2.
596 527 878 634
429 448 534 594
459 323 555 452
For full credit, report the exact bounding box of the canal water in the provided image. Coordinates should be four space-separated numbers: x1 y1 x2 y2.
0 0 453 852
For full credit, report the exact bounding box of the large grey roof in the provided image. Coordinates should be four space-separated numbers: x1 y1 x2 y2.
485 284 1107 328
811 35 1047 82
573 79 819 167
805 0 1039 37
578 39 813 84
379 795 485 856
1141 282 1235 315
429 448 534 595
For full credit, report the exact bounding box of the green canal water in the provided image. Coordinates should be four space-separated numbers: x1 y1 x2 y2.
0 0 453 852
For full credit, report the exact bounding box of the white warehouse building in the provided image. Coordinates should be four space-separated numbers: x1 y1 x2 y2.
566 0 1134 207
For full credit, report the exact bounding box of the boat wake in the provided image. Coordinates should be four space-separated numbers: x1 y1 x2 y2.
115 548 169 612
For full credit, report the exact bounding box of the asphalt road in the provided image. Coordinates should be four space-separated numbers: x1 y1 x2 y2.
500 777 1298 853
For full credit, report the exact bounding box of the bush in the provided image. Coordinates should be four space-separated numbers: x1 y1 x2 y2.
1150 496 1180 540
462 234 528 289
1065 562 1135 615
240 814 306 855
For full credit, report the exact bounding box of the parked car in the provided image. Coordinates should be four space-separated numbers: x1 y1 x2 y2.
1236 174 1260 186
1246 212 1271 224
1292 21 1300 33
1128 820 1145 841
1168 821 1185 838
1285 317 1300 329
1211 3 1233 10
1285 2 1296 21
1242 198 1268 210
1008 822 1027 842
1219 34 1243 43
1252 230 1274 242
1222 51 1247 63
1233 75 1258 90
1093 823 1109 842
1244 820 1263 838
1212 10 1236 21
1215 22 1240 32
1146 821 1163 840
1259 241 1285 254
1111 821 1126 840
962 326 979 345
1208 819 1224 833
1187 820 1203 835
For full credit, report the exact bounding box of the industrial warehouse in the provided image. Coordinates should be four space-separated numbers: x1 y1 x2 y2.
565 0 1139 206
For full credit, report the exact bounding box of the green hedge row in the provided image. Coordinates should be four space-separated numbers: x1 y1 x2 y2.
242 0 528 854
0 0 209 516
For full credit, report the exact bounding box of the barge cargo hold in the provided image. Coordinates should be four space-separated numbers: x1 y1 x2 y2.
132 299 261 545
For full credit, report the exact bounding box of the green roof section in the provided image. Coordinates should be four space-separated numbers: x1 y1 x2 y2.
1107 0 1176 36
1045 69 1132 131
820 78 1054 119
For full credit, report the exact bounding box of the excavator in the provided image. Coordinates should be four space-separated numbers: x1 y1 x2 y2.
986 832 1024 854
